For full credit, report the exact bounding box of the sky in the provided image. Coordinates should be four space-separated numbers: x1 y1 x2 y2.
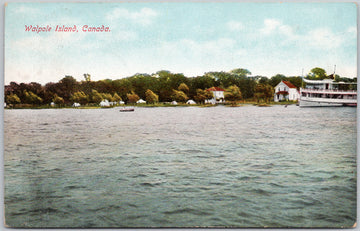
4 2 358 84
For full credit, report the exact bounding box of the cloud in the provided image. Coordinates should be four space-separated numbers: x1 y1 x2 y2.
260 18 282 35
259 18 348 50
227 20 244 31
106 7 158 25
305 28 343 49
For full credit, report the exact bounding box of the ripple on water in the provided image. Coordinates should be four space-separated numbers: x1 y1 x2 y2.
4 107 356 228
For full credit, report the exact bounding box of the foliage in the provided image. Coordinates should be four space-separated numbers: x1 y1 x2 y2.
145 89 159 104
254 84 274 103
84 73 91 82
230 68 251 77
91 90 103 104
127 92 140 104
113 93 122 102
53 94 65 105
224 85 242 103
71 91 89 105
101 93 114 102
171 89 188 103
23 90 43 105
178 83 189 94
5 67 355 108
307 67 327 79
194 89 213 104
5 93 21 105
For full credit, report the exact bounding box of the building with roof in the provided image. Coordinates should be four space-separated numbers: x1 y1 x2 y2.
274 81 300 102
206 87 225 104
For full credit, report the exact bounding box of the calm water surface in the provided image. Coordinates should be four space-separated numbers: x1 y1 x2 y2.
4 105 357 228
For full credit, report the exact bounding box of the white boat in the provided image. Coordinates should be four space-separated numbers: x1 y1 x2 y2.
299 78 357 107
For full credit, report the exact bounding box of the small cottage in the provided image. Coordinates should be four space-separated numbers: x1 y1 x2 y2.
206 87 225 103
274 81 300 102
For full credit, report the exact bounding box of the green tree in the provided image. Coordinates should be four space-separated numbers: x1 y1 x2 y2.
178 83 189 94
71 91 89 105
254 84 274 103
269 74 287 87
230 68 251 77
84 73 91 82
23 90 43 105
224 85 242 105
53 94 65 105
308 67 327 79
91 90 103 104
5 93 21 105
127 91 140 104
145 89 159 104
113 93 122 102
101 93 114 102
171 89 188 103
194 89 213 104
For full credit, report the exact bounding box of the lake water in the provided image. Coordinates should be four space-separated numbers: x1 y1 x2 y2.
4 105 357 228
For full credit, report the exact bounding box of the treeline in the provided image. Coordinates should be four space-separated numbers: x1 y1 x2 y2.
4 67 355 107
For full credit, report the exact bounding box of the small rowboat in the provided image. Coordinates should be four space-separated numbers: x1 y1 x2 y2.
120 107 134 112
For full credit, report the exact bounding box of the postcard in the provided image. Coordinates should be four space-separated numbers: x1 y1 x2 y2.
4 2 357 228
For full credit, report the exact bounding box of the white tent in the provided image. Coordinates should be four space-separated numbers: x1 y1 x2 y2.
136 99 146 104
72 102 81 107
171 101 178 105
100 99 110 107
186 100 196 105
119 101 125 105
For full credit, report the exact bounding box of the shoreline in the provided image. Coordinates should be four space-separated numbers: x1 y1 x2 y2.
4 101 298 110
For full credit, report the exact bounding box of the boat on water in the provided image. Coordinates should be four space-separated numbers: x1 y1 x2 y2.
299 78 357 107
120 107 134 112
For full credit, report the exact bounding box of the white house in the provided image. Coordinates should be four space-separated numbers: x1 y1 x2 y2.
206 87 225 103
274 81 300 102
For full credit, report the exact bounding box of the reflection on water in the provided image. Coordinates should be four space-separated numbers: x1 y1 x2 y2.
4 106 356 228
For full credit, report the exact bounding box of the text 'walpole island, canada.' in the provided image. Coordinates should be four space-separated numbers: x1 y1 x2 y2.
25 25 111 33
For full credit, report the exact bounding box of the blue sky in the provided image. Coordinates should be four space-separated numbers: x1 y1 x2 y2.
5 2 357 84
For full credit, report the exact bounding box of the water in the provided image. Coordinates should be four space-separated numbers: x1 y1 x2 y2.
4 105 357 228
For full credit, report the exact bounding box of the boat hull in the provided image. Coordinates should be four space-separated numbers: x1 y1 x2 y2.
299 98 357 107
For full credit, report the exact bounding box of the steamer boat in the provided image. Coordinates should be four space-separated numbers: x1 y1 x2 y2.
299 78 357 107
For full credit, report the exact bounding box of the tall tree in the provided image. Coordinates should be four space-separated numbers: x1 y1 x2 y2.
171 89 188 103
254 84 274 103
224 85 242 105
145 89 159 104
230 68 251 77
308 67 327 79
127 92 140 104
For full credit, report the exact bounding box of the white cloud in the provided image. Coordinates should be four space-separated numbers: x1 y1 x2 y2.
227 20 244 31
106 7 158 25
305 28 343 49
260 18 282 35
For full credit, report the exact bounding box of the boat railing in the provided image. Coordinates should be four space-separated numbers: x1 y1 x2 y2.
301 88 357 93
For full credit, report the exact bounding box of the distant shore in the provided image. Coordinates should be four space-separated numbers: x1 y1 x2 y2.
4 101 297 109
